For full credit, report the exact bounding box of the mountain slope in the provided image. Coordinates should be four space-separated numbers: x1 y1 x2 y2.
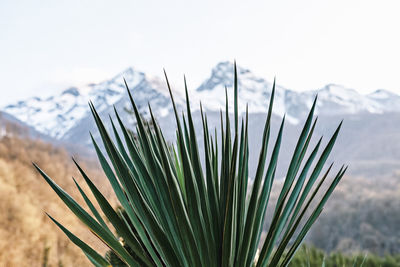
195 61 294 121
0 111 51 140
4 67 181 141
195 61 400 119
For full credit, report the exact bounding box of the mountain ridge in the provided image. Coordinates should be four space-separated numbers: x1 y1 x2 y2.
4 61 400 178
3 61 400 140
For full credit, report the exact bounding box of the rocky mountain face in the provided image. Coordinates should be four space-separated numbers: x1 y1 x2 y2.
3 61 400 178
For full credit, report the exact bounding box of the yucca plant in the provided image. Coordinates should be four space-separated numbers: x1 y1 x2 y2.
34 63 346 266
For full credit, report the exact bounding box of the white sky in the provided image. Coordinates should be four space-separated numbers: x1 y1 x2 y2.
1 0 400 106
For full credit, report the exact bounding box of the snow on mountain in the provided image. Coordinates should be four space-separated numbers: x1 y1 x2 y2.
0 111 50 140
3 61 400 142
4 87 87 138
368 89 396 99
301 85 400 115
196 61 400 120
194 61 299 123
299 84 384 115
367 89 400 112
3 67 177 139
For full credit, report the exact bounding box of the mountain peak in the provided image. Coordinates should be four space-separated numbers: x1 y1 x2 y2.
368 89 398 99
197 61 263 92
108 67 140 83
62 87 80 96
118 67 135 77
212 61 251 76
322 83 350 91
318 83 359 100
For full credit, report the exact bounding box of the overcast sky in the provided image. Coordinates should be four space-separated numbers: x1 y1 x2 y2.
1 0 400 106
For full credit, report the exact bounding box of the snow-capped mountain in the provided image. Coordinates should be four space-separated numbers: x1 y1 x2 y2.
195 62 308 123
300 84 400 115
4 61 400 178
194 61 400 122
195 61 289 118
4 67 180 140
3 61 400 143
367 89 400 112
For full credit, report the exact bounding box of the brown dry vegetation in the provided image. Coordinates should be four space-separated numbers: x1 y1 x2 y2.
0 124 115 266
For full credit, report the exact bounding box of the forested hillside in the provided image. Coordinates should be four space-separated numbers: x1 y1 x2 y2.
261 174 400 256
0 121 114 266
309 176 400 255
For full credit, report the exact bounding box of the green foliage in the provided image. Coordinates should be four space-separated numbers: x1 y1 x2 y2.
34 63 345 266
106 249 129 267
290 245 400 267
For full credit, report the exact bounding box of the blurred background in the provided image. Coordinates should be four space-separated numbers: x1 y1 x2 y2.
1 0 400 266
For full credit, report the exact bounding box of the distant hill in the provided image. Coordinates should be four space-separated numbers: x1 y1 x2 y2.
0 111 50 139
0 117 114 266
